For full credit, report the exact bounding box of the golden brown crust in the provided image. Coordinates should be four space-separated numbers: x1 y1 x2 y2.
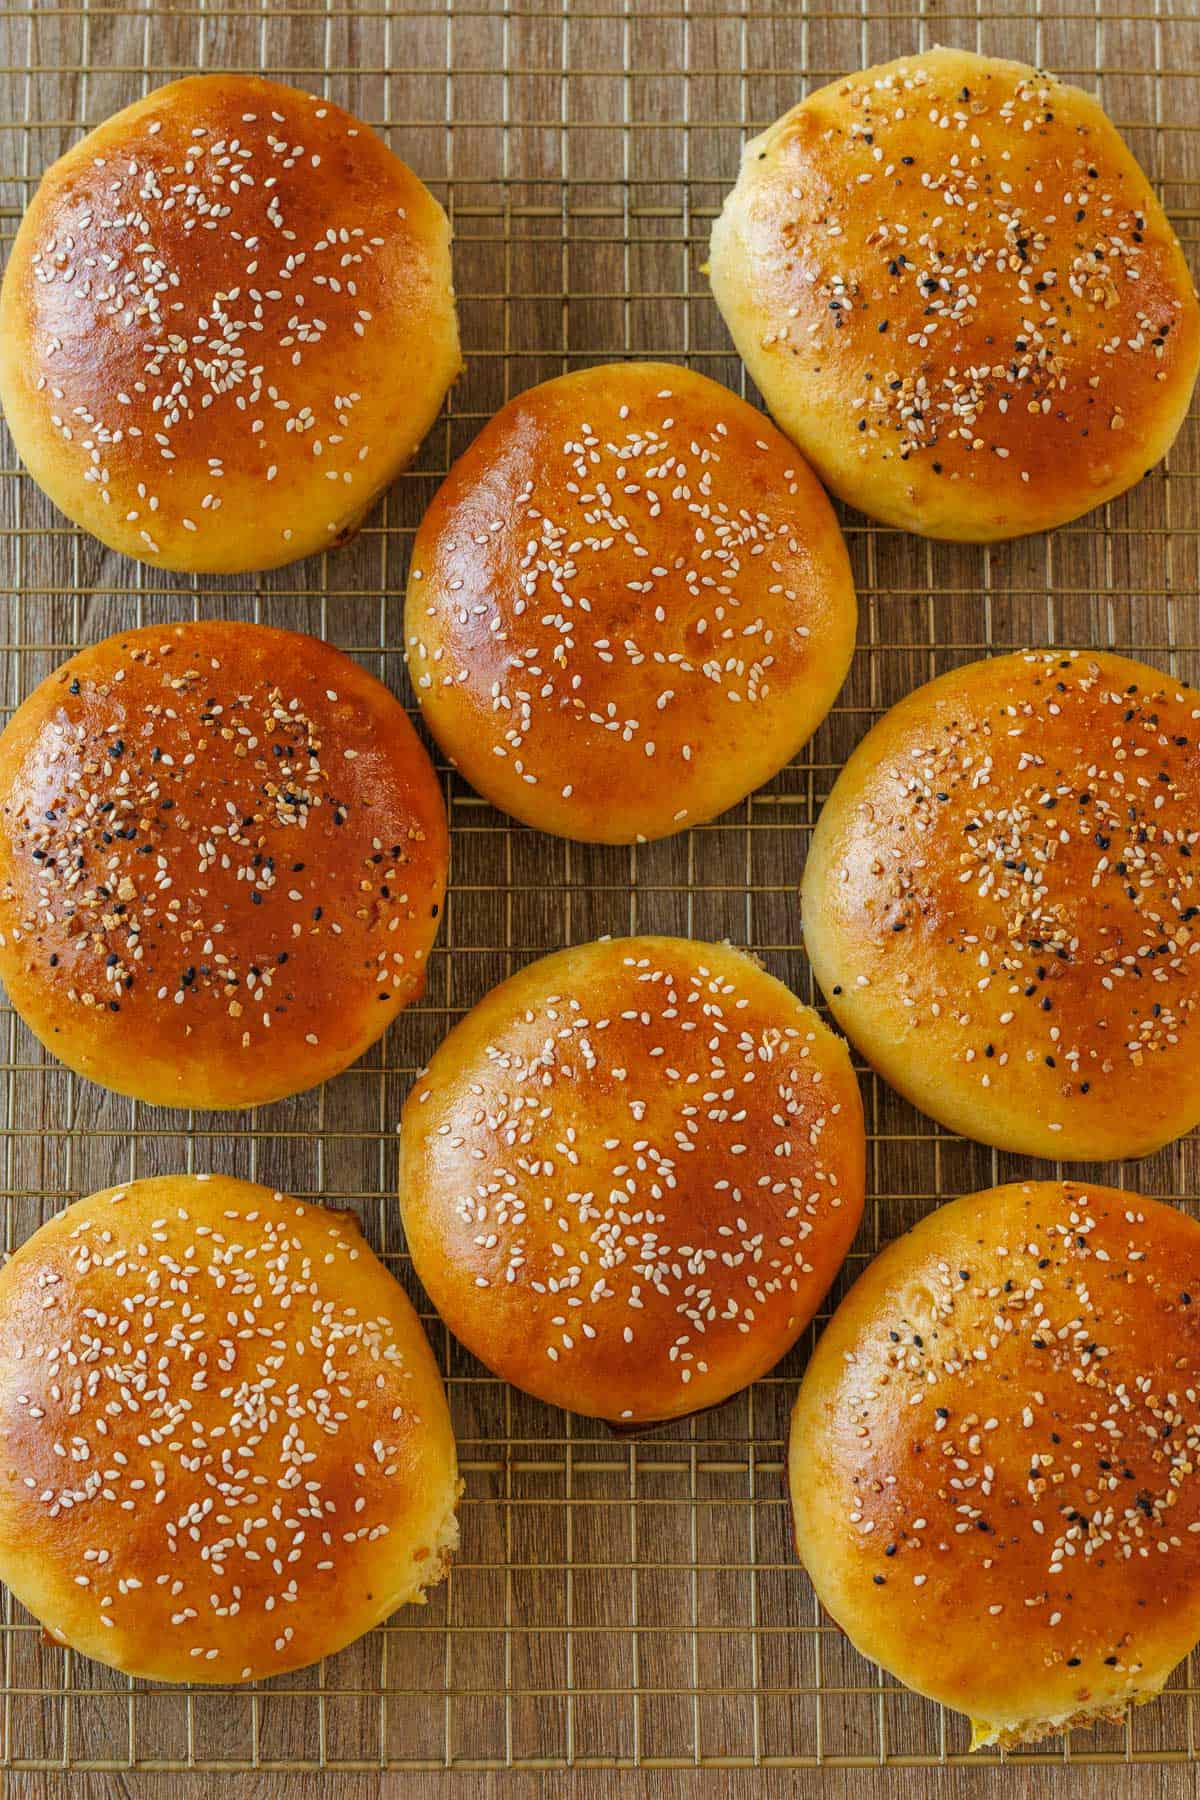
710 48 1200 541
789 1181 1200 1746
405 362 856 843
0 621 447 1109
0 1175 459 1685
0 74 461 573
399 936 865 1423
802 649 1200 1161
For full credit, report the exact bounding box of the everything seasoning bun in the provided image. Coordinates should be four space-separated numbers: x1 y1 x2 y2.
399 936 865 1424
0 74 461 572
802 649 1200 1162
709 48 1200 541
789 1180 1200 1747
0 621 447 1109
405 362 856 843
0 1175 460 1684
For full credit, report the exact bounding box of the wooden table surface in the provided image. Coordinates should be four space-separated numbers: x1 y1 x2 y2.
0 0 1198 1783
7 1767 1198 1797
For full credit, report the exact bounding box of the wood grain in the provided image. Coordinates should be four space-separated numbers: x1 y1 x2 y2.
0 0 1197 1779
4 1767 1196 1799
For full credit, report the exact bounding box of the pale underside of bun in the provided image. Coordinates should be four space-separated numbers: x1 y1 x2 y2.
801 647 1200 1162
971 1693 1152 1751
400 935 866 1423
709 46 1200 541
0 73 461 573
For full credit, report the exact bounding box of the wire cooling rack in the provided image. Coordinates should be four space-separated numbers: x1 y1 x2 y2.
0 0 1198 1777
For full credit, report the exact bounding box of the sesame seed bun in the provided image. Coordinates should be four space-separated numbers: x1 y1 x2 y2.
789 1180 1200 1747
709 47 1200 542
801 649 1200 1162
0 620 447 1110
399 936 865 1424
0 74 461 573
0 1175 459 1685
404 362 856 844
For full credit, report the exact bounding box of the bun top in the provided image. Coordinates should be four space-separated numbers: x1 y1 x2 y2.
0 74 460 572
405 361 856 843
0 1175 459 1684
709 47 1200 540
0 621 447 1109
789 1180 1200 1746
400 936 865 1423
802 648 1200 1161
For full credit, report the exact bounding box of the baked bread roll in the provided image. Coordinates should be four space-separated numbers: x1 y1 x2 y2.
0 1174 459 1684
789 1179 1200 1747
0 74 460 573
802 648 1200 1161
400 936 864 1423
709 48 1200 541
0 620 447 1109
405 362 856 843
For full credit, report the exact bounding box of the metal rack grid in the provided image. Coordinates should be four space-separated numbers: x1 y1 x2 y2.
0 0 1198 1776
